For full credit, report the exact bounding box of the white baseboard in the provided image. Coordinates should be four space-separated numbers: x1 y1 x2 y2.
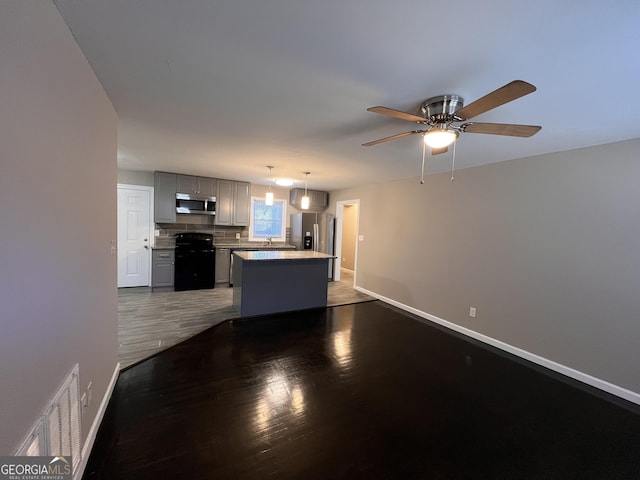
74 362 120 480
354 286 640 406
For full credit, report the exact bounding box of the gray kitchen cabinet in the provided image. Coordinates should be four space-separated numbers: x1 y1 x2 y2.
233 181 251 225
215 180 250 226
198 177 217 197
176 175 217 197
310 190 329 209
289 188 328 211
176 174 199 194
215 248 230 285
215 180 233 225
152 249 175 291
154 172 177 223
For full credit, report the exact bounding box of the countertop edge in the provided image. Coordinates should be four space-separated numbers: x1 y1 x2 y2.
234 251 336 261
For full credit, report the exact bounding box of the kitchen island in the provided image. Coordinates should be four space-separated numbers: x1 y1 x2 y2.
232 250 335 317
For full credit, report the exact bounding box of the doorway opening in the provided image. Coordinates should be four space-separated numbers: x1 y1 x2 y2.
334 199 360 285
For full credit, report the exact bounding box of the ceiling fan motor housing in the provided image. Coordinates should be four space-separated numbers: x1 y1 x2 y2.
421 95 464 123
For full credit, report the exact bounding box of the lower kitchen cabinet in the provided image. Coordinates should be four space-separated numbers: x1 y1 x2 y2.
215 248 231 286
152 249 175 291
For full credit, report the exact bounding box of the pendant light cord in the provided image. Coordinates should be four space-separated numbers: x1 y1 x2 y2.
419 137 457 184
450 139 456 182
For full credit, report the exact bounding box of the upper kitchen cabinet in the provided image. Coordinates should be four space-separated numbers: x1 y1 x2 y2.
198 177 217 197
216 180 251 226
233 182 251 225
176 174 217 197
176 174 198 194
154 172 177 223
289 188 329 211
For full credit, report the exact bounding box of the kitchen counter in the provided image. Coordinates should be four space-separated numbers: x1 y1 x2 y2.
232 250 335 317
214 243 296 250
151 243 296 250
234 250 334 261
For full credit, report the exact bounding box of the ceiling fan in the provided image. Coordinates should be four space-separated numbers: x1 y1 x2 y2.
362 80 541 154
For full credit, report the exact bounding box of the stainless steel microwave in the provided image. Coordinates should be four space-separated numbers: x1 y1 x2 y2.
176 193 216 215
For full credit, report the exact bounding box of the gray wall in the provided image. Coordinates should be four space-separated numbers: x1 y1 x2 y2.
0 0 118 453
331 138 640 394
117 169 154 186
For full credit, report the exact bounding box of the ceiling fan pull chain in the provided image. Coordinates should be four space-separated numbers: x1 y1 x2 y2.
420 139 426 184
451 139 456 182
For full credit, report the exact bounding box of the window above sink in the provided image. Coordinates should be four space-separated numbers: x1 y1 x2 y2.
248 197 287 243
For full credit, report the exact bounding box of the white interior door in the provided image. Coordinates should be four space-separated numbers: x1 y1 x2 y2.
117 185 152 287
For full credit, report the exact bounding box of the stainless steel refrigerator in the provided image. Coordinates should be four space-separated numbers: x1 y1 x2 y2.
290 213 335 280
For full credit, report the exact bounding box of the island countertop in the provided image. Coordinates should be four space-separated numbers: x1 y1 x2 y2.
233 250 336 261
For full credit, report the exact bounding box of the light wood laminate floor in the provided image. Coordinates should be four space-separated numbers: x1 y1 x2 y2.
118 269 373 368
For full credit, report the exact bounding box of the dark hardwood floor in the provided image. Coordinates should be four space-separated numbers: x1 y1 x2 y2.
83 301 640 479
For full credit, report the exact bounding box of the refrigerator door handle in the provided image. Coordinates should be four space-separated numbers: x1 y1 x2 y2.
313 223 319 252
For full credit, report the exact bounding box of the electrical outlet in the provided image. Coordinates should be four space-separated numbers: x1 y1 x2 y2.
469 307 476 318
235 233 241 239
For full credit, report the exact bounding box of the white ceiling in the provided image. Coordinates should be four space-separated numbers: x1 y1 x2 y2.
53 0 640 190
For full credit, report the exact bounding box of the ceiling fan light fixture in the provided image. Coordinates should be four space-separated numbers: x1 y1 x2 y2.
423 127 458 149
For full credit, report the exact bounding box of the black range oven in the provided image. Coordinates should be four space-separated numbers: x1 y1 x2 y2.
174 232 215 291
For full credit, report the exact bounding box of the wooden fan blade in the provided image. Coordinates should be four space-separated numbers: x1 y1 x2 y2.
367 106 428 123
455 80 536 120
462 122 541 137
362 130 423 146
432 146 448 155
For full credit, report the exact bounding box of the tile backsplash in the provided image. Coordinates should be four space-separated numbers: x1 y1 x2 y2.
154 221 290 247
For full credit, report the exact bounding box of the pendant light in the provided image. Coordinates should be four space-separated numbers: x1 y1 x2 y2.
265 166 274 206
301 171 310 210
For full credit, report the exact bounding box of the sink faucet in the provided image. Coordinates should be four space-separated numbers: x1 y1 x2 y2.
266 236 272 246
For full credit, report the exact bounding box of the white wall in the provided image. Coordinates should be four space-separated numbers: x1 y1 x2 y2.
0 0 118 453
331 139 640 397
